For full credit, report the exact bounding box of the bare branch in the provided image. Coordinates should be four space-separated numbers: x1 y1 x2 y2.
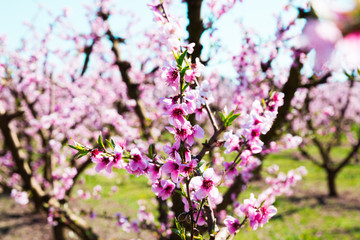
335 128 360 173
299 72 331 89
298 146 323 167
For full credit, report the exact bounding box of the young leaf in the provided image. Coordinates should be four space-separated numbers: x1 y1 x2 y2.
171 229 182 237
182 83 190 92
110 138 116 149
197 161 205 169
180 65 190 79
228 110 234 117
175 189 186 198
97 133 105 150
174 217 181 230
225 113 240 127
219 112 226 122
148 144 154 158
177 49 188 67
106 139 114 150
68 144 81 151
74 151 89 160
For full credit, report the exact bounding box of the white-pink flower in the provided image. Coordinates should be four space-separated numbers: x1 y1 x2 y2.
190 168 221 200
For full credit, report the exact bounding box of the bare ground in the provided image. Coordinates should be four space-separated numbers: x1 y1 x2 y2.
1 182 359 240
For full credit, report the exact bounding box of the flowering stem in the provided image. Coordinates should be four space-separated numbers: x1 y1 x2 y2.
196 125 226 161
194 79 218 132
220 151 242 184
185 177 195 240
194 199 205 225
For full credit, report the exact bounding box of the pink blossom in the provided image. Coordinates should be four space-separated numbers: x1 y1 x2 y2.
152 179 175 200
147 163 162 182
77 189 91 199
111 186 118 193
161 159 181 183
301 19 342 72
166 121 193 142
190 168 221 200
138 205 155 224
147 3 168 23
91 149 111 173
223 131 240 153
183 42 195 54
337 31 360 70
11 189 29 206
163 140 181 160
127 148 148 176
239 193 277 230
106 144 125 172
164 103 188 126
116 213 131 232
224 215 240 234
186 124 204 146
161 65 180 91
180 159 197 177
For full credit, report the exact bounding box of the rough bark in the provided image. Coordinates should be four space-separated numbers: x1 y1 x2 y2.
326 169 338 197
53 223 66 240
0 105 98 240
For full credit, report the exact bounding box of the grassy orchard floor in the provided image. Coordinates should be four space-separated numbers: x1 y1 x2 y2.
0 151 360 240
234 152 360 240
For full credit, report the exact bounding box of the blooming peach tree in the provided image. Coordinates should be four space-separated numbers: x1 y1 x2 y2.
7 0 358 239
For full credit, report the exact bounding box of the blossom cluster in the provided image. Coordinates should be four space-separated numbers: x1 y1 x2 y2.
10 189 29 206
225 166 307 234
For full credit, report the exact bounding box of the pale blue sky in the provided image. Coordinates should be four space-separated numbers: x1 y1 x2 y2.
0 0 293 47
0 0 297 77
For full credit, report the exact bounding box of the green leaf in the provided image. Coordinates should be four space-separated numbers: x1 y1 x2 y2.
74 151 89 160
172 50 179 62
261 98 266 108
182 83 190 92
225 113 240 127
219 112 226 122
97 133 105 150
174 217 181 230
227 110 234 118
68 140 86 151
344 70 357 81
111 138 116 149
177 49 188 67
171 229 182 237
68 144 80 151
175 189 186 198
197 161 205 169
180 65 190 79
106 139 114 150
148 144 154 158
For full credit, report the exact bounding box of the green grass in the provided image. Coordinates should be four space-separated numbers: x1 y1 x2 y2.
75 150 360 239
234 152 360 240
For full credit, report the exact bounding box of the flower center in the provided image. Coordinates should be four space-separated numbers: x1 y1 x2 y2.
202 179 213 190
133 154 141 162
171 70 178 81
173 108 184 116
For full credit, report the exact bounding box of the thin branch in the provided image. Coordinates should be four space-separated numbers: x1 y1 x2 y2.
204 198 216 240
196 125 226 161
99 11 154 140
335 128 360 173
194 79 219 132
298 146 323 167
299 72 331 89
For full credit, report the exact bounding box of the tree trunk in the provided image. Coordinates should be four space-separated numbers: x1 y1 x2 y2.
252 163 263 180
53 223 65 240
326 170 338 197
169 192 183 240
